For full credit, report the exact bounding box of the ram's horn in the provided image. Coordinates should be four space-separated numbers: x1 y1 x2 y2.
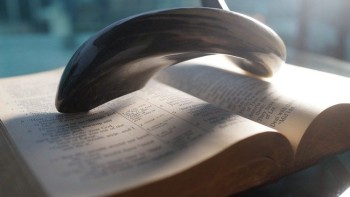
56 7 286 113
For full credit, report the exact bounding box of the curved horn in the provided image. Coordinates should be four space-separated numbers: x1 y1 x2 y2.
56 7 286 113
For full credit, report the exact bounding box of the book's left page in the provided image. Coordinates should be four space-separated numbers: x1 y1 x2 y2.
0 69 289 196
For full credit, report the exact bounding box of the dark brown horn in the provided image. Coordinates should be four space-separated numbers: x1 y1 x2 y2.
56 7 286 113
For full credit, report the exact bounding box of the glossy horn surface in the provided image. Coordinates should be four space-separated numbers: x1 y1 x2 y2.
56 7 286 113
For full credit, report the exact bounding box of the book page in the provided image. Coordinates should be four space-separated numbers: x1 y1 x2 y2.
0 69 276 197
156 55 350 151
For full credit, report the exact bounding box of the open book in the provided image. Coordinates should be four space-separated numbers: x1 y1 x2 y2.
0 55 350 196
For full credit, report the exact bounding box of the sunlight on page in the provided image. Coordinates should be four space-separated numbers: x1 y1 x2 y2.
340 187 350 197
270 64 350 106
204 55 350 106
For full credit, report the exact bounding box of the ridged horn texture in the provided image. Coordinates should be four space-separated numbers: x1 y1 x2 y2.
56 7 286 113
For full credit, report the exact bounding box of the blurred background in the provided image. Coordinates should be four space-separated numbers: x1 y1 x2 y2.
1 0 350 77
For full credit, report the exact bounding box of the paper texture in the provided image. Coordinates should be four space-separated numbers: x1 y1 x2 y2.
0 69 271 197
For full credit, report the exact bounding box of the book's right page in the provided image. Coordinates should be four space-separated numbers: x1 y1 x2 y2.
270 62 350 167
156 55 350 168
